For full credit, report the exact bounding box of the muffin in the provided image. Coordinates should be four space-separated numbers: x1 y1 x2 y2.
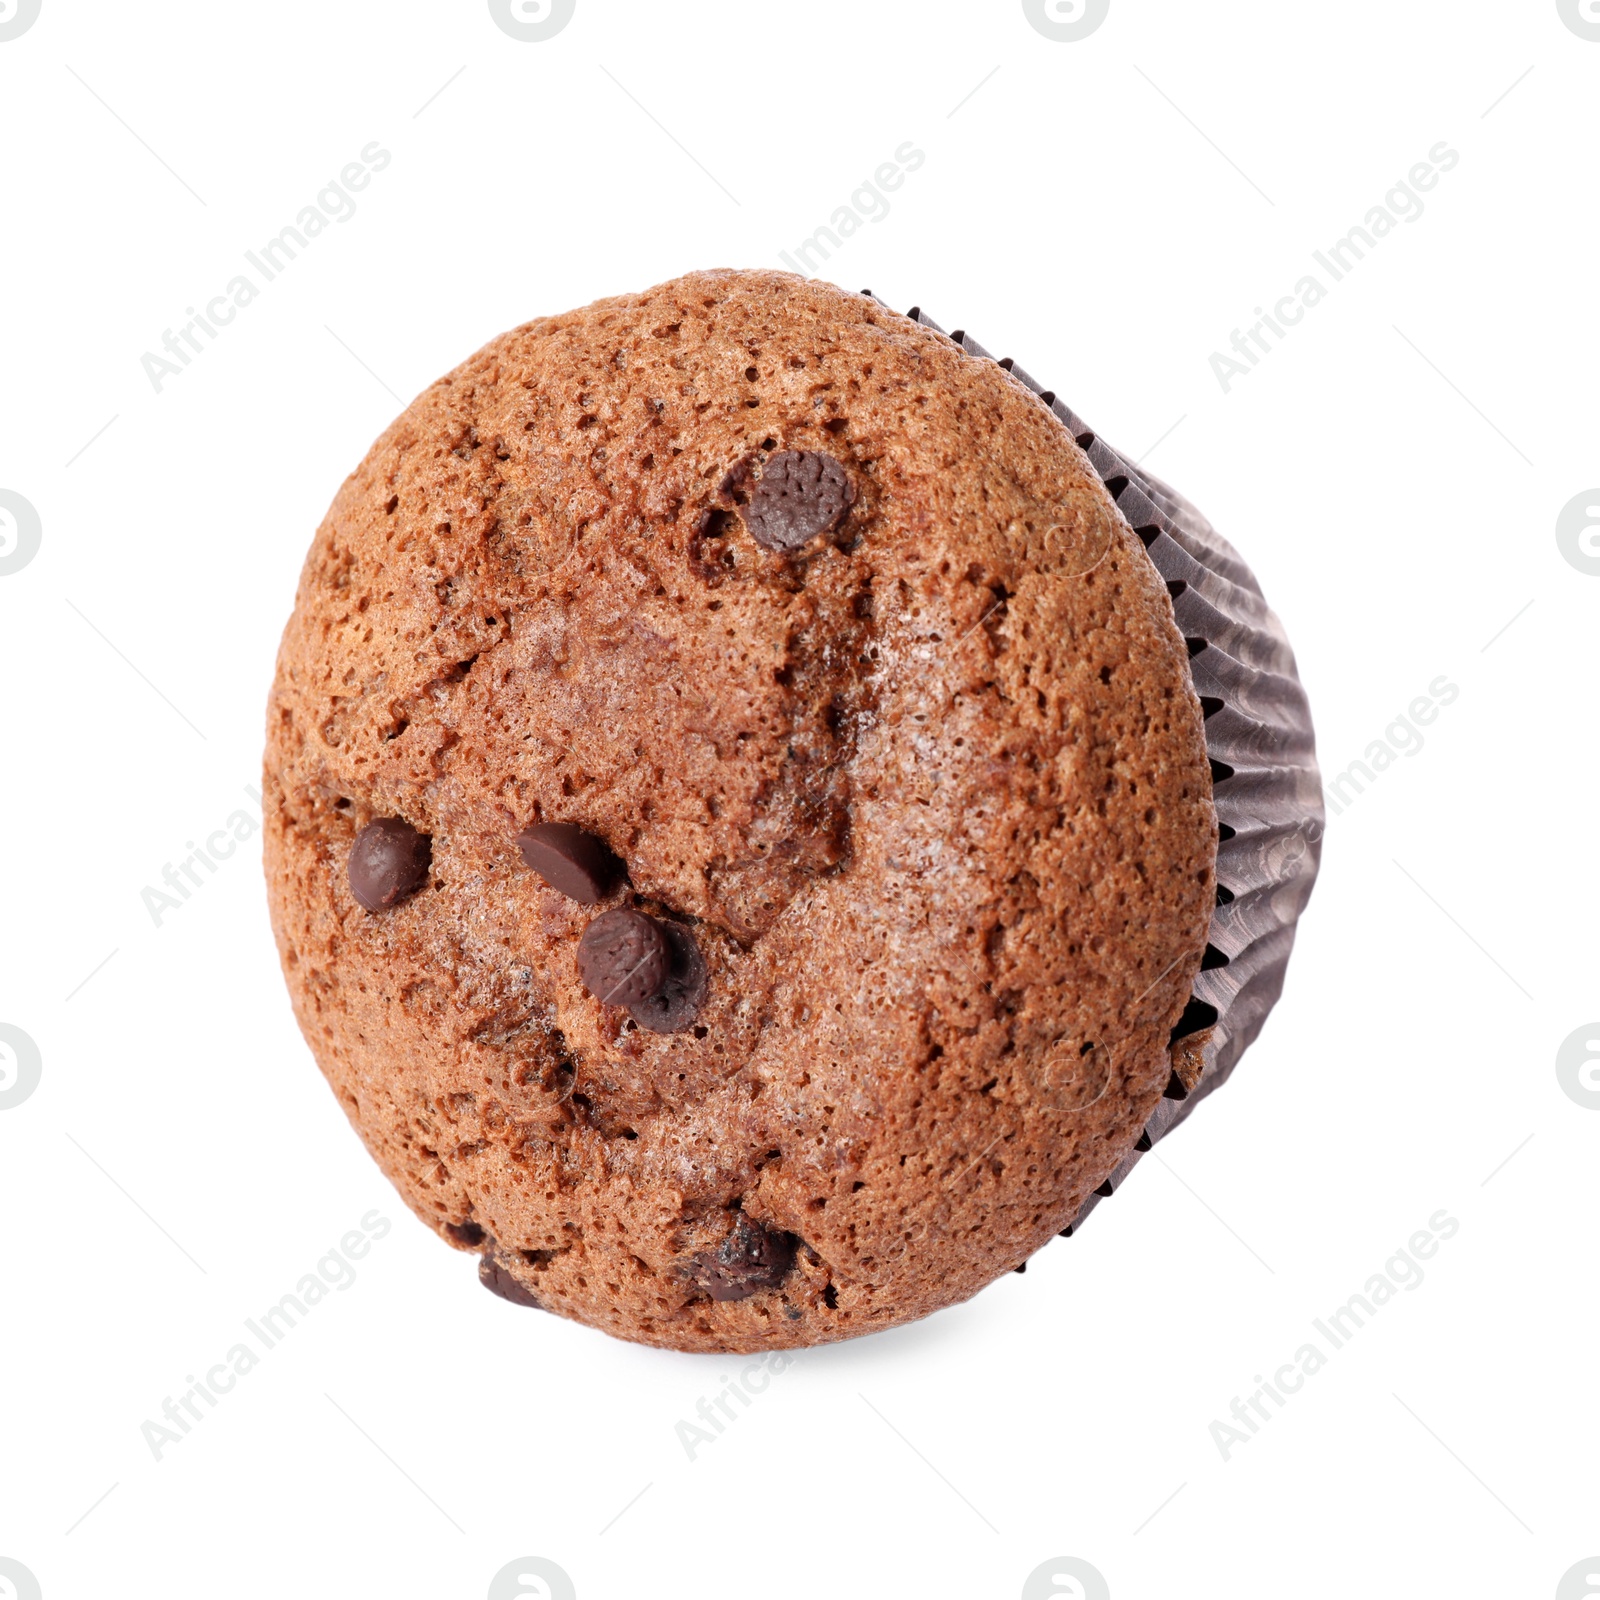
263 270 1321 1352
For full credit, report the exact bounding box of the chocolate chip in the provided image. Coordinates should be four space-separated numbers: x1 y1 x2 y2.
685 1214 796 1302
627 919 707 1034
348 817 431 912
577 909 670 1007
444 1220 485 1247
516 821 622 904
744 450 855 552
717 452 758 505
478 1245 543 1309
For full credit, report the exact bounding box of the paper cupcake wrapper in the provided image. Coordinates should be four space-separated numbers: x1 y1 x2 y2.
861 292 1324 1238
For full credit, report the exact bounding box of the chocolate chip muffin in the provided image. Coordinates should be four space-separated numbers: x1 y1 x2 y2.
264 269 1305 1353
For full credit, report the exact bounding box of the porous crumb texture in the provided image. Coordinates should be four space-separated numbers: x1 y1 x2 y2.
883 305 1324 1240
263 269 1216 1352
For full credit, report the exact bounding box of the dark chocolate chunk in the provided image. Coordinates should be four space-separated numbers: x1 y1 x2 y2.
577 909 670 1007
516 821 622 904
444 1220 486 1247
478 1246 543 1309
348 817 431 912
744 449 855 552
685 1214 796 1302
627 919 708 1033
717 452 758 505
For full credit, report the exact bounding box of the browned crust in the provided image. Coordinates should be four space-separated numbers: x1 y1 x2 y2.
263 270 1216 1351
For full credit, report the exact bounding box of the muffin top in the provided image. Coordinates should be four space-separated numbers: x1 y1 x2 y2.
264 269 1216 1351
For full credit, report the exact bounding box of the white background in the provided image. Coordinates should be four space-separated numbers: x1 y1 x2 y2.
2 2 1596 1597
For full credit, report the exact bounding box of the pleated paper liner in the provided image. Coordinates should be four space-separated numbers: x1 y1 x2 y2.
859 291 1324 1240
